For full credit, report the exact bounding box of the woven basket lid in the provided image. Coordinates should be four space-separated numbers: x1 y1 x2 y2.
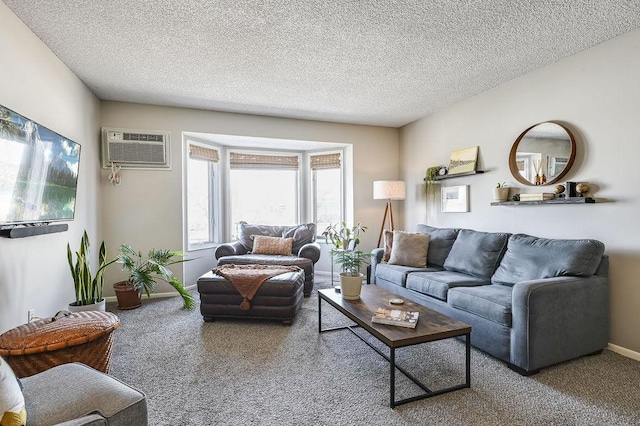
0 311 120 356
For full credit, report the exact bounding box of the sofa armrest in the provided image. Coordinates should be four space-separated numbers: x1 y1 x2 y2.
510 275 609 372
55 414 107 426
370 248 385 285
214 241 248 260
297 242 321 263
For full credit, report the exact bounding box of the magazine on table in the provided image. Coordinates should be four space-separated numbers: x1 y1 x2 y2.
372 307 419 328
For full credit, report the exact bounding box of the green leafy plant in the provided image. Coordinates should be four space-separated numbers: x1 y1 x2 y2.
67 230 118 306
423 166 442 185
322 222 367 250
496 182 507 188
116 245 195 310
330 249 374 277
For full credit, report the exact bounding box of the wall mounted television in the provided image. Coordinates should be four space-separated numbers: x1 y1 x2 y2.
0 104 81 231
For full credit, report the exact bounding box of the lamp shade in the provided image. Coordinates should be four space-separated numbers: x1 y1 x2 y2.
373 180 406 200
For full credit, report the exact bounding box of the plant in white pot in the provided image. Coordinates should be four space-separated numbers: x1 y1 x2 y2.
330 249 374 300
114 245 195 310
67 230 117 312
322 222 367 250
493 182 510 202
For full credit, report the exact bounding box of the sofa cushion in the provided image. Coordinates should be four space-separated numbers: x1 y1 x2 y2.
0 357 26 426
21 363 147 426
252 236 293 255
491 234 606 286
375 263 436 287
444 229 509 279
388 231 430 267
448 284 513 327
415 225 459 268
406 271 489 301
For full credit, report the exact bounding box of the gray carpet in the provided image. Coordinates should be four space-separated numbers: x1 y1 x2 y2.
107 278 640 425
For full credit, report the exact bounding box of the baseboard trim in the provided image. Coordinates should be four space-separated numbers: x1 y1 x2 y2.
607 343 640 361
105 287 196 304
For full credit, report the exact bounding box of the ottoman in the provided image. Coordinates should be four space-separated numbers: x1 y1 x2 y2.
198 269 305 325
216 255 314 297
0 311 119 378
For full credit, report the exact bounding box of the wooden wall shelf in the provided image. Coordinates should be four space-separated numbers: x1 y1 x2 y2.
491 197 595 206
435 170 484 181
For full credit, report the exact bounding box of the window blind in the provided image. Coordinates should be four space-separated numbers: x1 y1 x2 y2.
230 152 299 170
310 153 341 170
189 145 219 162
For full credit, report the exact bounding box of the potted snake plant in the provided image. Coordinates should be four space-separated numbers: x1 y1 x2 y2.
67 230 117 312
113 244 195 310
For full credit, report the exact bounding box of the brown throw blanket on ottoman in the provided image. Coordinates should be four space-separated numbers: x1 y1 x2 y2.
213 264 301 310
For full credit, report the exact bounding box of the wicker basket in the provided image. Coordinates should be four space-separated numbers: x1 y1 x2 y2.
0 310 120 378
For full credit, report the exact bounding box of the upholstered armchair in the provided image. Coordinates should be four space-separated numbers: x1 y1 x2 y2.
214 222 321 296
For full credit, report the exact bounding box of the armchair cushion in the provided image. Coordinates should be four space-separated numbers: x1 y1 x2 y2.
252 236 293 255
236 222 316 254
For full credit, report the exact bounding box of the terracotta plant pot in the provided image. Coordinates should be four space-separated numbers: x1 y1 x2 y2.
113 281 141 310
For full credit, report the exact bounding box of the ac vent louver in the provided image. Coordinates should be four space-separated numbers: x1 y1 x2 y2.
101 127 171 170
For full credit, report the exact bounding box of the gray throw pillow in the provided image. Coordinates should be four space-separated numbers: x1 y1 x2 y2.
388 231 430 267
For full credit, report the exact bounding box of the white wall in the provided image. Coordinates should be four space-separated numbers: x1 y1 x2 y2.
0 3 101 333
99 102 400 294
401 29 640 354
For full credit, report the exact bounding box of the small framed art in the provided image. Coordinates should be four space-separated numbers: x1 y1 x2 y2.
441 185 469 213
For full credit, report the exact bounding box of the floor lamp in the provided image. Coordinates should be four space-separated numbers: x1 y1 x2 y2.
373 180 406 247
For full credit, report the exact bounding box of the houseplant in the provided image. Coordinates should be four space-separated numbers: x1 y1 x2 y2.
330 248 374 300
67 230 117 311
493 182 510 202
114 245 195 310
322 222 367 250
424 166 443 221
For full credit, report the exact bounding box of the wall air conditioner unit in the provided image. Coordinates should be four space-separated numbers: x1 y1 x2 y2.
101 127 171 170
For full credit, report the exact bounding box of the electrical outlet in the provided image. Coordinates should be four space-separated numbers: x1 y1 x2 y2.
28 309 35 323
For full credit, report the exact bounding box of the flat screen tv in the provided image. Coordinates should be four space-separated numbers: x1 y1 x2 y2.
0 104 81 227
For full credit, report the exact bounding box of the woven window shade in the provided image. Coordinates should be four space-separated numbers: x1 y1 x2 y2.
310 153 341 170
189 145 219 162
230 152 299 170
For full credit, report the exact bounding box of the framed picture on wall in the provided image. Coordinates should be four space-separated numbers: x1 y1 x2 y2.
441 185 469 213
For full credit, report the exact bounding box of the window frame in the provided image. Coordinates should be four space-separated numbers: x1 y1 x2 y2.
185 139 221 251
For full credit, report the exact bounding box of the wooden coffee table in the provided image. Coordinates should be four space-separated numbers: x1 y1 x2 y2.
318 285 471 408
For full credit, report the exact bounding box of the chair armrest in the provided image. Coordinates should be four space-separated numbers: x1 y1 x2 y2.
370 248 385 285
214 241 247 260
55 414 108 426
510 275 609 372
297 242 321 263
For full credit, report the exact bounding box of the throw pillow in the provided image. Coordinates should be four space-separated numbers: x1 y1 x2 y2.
382 229 393 262
388 231 430 267
0 358 26 426
251 236 293 255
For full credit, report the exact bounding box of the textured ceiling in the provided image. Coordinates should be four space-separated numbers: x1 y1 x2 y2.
4 1 640 127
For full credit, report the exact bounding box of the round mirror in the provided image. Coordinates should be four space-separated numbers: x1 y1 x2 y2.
509 122 576 186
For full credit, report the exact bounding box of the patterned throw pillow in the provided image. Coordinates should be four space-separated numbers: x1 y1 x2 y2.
251 236 293 255
388 231 430 267
0 358 26 426
382 229 394 262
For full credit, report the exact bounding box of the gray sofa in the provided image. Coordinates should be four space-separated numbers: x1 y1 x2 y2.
214 222 321 297
371 225 609 375
21 362 147 425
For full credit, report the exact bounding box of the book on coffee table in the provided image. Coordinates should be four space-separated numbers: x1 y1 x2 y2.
372 307 419 328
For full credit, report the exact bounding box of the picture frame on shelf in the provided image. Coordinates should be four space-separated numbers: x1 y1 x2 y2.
441 185 469 213
447 146 478 175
